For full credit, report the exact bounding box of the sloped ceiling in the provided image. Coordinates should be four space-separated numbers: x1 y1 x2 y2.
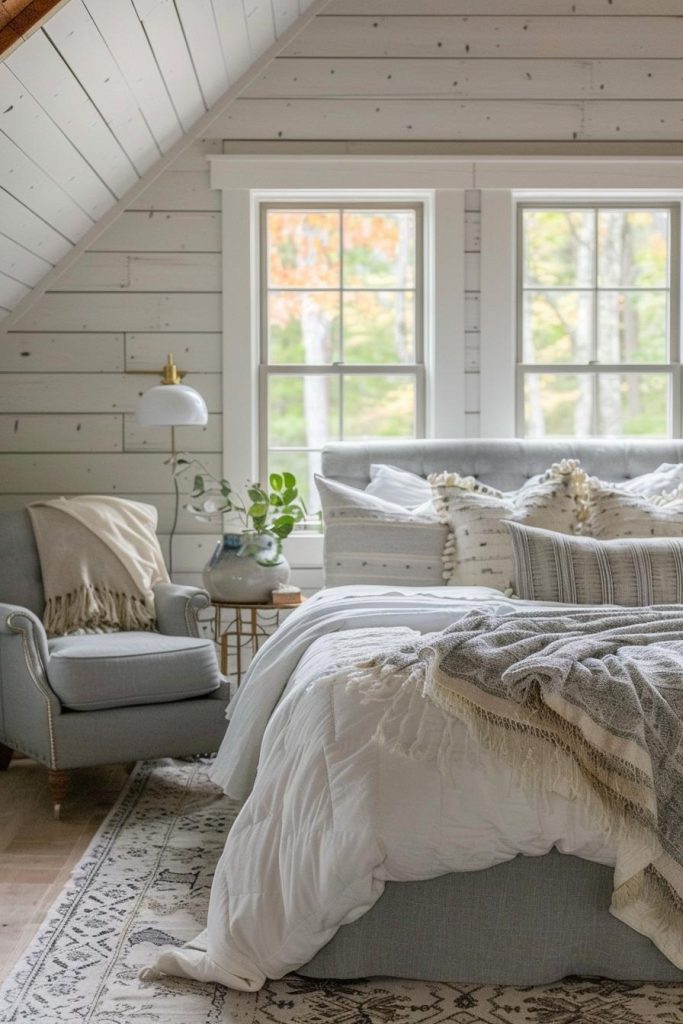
0 0 314 321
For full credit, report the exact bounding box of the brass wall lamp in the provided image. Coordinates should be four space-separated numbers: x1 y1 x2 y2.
135 354 208 427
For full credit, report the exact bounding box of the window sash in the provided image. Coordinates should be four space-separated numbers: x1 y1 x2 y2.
259 202 425 482
516 201 680 437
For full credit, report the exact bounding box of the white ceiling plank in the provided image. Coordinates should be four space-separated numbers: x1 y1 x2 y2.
0 0 330 328
210 0 252 83
243 0 276 57
44 1 159 176
82 0 183 153
0 188 71 263
0 64 115 221
175 0 230 109
131 0 205 134
0 234 53 286
0 134 93 241
271 0 301 36
6 30 138 201
0 272 32 308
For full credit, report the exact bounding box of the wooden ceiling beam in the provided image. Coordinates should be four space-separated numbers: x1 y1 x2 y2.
0 0 68 58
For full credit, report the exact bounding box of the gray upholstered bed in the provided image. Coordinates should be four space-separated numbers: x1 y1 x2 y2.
300 438 683 984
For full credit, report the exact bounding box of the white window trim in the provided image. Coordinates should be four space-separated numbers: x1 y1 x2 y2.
209 155 469 494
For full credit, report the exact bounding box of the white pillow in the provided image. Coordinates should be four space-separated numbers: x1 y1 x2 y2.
619 463 683 499
365 464 433 509
316 475 447 588
430 461 589 592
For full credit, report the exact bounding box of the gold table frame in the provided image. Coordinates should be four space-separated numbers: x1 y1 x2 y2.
211 599 302 684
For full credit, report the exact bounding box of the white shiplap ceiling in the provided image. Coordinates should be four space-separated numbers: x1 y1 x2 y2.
0 0 314 321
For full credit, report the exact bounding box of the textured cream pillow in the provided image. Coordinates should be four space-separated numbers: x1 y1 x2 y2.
430 461 589 592
586 477 683 540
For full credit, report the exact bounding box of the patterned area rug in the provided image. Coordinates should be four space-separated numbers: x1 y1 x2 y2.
2 760 683 1024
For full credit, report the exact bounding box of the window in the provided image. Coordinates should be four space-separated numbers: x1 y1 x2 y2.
517 203 679 438
260 203 424 510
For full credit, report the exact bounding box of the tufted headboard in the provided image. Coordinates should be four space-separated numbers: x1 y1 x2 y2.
321 439 683 493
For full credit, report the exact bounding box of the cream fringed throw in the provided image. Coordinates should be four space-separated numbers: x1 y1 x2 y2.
350 608 683 970
28 497 169 636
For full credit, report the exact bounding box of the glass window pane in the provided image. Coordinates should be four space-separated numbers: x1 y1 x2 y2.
343 209 416 288
267 449 322 515
268 375 339 448
343 374 416 440
268 291 340 364
523 291 593 363
597 291 668 364
267 210 340 288
598 209 669 288
597 373 669 437
343 291 415 364
524 373 593 437
523 209 595 287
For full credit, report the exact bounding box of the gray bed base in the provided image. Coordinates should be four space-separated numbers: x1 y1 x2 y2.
301 439 683 984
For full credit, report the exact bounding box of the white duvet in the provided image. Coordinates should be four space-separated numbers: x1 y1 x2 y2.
151 586 620 991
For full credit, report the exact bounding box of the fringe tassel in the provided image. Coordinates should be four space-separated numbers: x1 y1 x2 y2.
44 584 156 637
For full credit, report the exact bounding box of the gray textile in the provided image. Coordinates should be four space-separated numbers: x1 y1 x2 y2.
508 520 683 604
322 438 683 492
372 606 683 965
302 849 683 983
47 633 220 711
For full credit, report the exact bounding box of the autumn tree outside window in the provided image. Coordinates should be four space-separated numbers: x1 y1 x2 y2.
260 203 425 511
518 203 680 439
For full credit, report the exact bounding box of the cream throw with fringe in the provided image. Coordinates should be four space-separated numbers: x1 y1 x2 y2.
28 496 169 636
350 607 683 971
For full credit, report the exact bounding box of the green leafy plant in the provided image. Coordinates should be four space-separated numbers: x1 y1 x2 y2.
172 453 307 560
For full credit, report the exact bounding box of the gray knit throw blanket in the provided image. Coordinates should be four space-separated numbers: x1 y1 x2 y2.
351 607 683 970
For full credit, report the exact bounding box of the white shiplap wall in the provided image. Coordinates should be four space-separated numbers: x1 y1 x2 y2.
225 0 683 144
0 141 223 588
0 138 329 591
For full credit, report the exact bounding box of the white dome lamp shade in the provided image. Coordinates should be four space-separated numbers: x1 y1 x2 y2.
136 354 208 427
135 354 208 580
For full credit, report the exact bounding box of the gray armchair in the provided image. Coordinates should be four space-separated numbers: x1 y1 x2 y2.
0 510 229 816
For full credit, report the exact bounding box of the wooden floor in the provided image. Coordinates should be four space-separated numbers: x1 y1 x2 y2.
0 757 130 985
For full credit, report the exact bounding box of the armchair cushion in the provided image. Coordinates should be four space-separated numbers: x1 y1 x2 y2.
46 632 221 711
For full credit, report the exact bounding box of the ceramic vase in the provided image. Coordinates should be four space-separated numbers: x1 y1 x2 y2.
202 531 290 603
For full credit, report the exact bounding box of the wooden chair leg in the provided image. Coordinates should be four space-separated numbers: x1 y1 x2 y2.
0 743 12 771
47 769 70 820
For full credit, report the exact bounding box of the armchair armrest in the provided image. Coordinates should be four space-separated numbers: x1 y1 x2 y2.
0 603 51 676
0 604 62 765
154 583 211 638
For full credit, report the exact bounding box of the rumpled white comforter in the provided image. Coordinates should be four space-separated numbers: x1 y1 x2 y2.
151 586 620 991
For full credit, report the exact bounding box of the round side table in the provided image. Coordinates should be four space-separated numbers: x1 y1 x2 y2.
210 598 303 685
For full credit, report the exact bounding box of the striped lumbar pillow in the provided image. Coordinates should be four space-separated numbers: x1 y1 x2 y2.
506 519 683 606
